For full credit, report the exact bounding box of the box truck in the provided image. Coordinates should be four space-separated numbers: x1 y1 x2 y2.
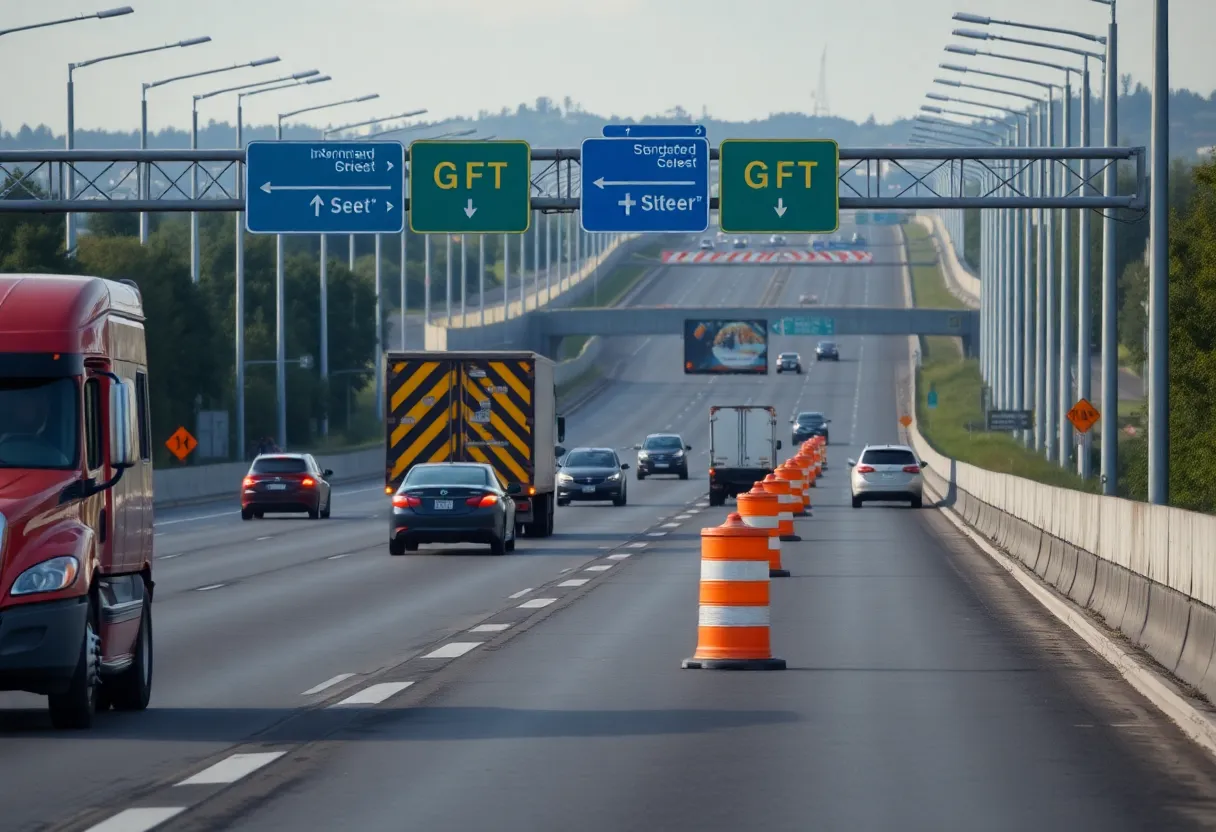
707 404 782 506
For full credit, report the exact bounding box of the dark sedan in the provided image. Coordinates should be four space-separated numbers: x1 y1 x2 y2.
634 433 692 480
241 453 333 520
815 340 840 361
791 411 831 446
557 447 629 506
390 462 520 556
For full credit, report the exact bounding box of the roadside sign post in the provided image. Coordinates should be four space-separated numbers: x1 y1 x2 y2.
408 140 532 234
602 124 707 138
718 139 840 235
244 141 404 235
579 136 710 234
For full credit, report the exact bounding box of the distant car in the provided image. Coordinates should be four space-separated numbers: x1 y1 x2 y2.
851 232 868 247
769 234 787 246
815 340 840 361
732 236 749 249
775 351 802 374
241 453 333 521
848 444 925 508
699 238 715 250
811 238 827 251
634 433 692 480
389 462 519 555
791 411 831 446
557 447 629 506
799 293 819 305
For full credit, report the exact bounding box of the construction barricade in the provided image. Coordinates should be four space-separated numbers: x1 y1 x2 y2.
792 451 815 511
760 474 800 542
682 513 787 671
736 483 790 578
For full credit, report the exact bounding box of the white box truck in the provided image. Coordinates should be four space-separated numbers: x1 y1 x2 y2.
707 405 782 506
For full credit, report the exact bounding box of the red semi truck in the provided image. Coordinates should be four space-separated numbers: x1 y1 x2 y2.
0 274 153 728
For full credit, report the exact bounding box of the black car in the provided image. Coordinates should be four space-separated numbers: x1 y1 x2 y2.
791 411 831 446
389 462 519 556
815 341 840 361
634 433 692 480
776 351 803 374
557 447 629 506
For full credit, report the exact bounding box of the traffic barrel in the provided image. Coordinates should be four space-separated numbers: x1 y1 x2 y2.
682 513 787 671
792 452 815 512
774 462 807 526
761 474 801 542
735 483 790 578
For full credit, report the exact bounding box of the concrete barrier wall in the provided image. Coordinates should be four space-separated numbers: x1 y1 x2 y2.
898 219 1216 700
554 337 603 387
913 215 980 305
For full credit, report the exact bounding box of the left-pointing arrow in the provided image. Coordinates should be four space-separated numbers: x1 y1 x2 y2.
593 177 697 189
260 182 392 193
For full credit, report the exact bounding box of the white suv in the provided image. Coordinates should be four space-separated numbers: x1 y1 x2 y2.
848 444 926 509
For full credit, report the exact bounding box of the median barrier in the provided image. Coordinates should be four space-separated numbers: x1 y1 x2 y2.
682 513 786 671
897 263 1216 703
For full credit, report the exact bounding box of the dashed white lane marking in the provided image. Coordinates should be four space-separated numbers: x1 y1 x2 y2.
327 554 351 560
695 502 709 508
158 553 181 560
84 807 187 832
255 536 273 542
176 752 287 786
471 623 512 633
301 674 355 696
661 522 680 528
558 578 590 587
153 485 385 528
674 514 693 519
558 567 573 573
421 641 482 659
648 531 667 537
195 584 225 592
508 588 533 599
597 545 611 549
585 564 614 572
626 542 647 548
608 552 632 560
330 681 414 707
518 598 556 609
687 508 701 514
629 336 653 357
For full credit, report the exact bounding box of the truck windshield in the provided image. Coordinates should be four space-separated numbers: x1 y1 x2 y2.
0 377 79 470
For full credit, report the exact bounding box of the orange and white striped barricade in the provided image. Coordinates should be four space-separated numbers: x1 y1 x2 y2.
774 462 807 525
682 513 787 671
736 484 790 578
761 474 801 542
792 452 815 513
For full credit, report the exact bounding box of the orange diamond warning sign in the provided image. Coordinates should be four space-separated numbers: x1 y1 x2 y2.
166 426 198 461
1066 398 1100 434
899 415 913 427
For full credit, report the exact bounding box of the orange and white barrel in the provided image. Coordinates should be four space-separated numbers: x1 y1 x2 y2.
792 452 816 511
775 462 806 519
761 474 801 542
736 484 790 578
682 513 787 671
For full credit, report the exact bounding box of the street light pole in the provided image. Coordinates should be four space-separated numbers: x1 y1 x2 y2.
1098 0 1120 495
1147 0 1169 504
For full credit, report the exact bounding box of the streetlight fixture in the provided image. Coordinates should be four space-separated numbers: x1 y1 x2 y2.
65 34 212 254
952 11 1106 45
916 115 1003 141
138 56 282 242
0 6 132 37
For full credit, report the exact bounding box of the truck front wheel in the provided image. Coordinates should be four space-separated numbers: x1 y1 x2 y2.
105 597 153 712
48 597 101 729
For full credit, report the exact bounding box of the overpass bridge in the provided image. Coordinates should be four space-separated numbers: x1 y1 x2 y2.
531 305 979 357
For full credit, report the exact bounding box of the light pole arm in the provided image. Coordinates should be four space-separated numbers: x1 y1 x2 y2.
0 6 132 37
72 36 211 71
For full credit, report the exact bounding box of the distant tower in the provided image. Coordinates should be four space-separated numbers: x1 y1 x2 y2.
811 47 831 118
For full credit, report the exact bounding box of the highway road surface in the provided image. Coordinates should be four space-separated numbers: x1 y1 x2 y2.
5 222 1216 832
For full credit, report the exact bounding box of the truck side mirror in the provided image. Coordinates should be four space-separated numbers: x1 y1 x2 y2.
557 415 566 443
775 440 782 450
109 379 138 468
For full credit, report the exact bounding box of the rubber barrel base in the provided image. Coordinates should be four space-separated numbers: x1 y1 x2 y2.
770 568 791 578
779 534 801 542
682 657 788 671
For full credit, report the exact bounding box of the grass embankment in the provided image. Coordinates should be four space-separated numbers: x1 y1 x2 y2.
906 224 1097 493
557 238 668 360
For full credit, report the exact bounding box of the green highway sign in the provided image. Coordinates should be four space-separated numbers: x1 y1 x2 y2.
408 140 532 234
718 139 839 235
771 316 836 336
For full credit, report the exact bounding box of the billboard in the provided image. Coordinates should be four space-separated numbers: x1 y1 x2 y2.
683 319 769 375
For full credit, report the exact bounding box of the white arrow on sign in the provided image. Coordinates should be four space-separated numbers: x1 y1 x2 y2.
310 195 324 216
464 199 477 218
387 161 394 172
593 177 697 189
774 198 788 217
386 201 394 212
260 182 392 194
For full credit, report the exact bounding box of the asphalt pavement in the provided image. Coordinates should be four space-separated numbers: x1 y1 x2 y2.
8 223 1216 832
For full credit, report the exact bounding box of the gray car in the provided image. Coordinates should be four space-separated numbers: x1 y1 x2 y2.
390 462 520 555
557 447 629 506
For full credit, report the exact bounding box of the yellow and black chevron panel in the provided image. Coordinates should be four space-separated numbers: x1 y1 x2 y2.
386 359 457 489
457 359 535 488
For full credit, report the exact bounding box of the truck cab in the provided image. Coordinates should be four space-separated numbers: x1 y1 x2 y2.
0 274 153 729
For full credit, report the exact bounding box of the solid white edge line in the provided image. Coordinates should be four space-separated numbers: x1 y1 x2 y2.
195 584 225 592
301 673 355 696
470 623 511 633
83 807 187 832
176 752 287 786
558 579 590 587
518 598 556 609
420 641 482 659
508 588 533 599
330 681 414 707
930 483 1216 758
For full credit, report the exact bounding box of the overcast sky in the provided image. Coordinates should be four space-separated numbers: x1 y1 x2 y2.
3 0 1214 135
